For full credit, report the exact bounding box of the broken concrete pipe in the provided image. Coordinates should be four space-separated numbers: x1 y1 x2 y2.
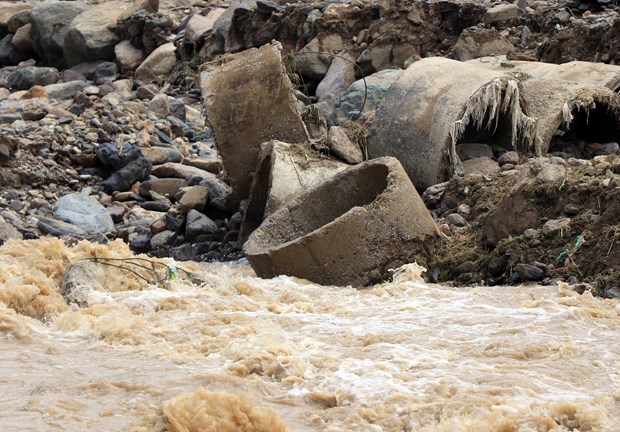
243 156 439 287
239 140 348 244
200 44 308 209
521 79 620 155
468 56 620 92
369 57 537 190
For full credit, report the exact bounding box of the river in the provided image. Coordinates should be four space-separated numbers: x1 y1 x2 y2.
1 238 619 431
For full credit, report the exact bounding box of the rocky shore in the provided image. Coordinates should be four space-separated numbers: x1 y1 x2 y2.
1 0 619 297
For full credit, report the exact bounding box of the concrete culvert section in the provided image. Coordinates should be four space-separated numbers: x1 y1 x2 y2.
469 56 620 92
369 57 537 190
243 157 439 287
521 79 620 156
238 140 348 244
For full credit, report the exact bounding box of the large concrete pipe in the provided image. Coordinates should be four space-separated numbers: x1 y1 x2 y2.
369 57 537 190
243 157 439 287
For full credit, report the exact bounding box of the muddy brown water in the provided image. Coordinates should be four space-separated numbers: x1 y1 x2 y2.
1 239 619 431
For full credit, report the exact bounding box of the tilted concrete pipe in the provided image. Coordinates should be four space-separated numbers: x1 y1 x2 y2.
243 156 439 287
369 57 537 190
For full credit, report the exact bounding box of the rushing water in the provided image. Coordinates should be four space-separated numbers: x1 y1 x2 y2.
1 238 619 431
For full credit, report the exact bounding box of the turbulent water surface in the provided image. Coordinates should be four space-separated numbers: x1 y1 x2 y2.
1 238 619 431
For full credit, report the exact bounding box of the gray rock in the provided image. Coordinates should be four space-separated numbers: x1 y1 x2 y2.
445 213 467 227
462 157 500 176
114 40 144 74
0 215 22 244
453 27 515 61
63 2 123 67
8 66 59 90
514 263 544 282
150 229 175 249
185 209 218 240
148 93 170 117
93 61 118 85
30 1 90 69
295 35 343 80
134 42 176 82
356 43 393 75
328 126 363 164
37 216 87 238
130 228 151 251
0 34 13 66
139 178 187 198
337 69 402 121
53 190 116 235
184 9 225 45
586 142 619 157
212 0 255 53
498 151 519 165
44 80 89 100
316 52 356 100
457 143 494 161
96 142 152 193
542 218 571 236
483 4 520 24
168 97 186 122
178 185 209 213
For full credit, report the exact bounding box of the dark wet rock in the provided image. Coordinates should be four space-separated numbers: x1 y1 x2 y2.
130 228 151 251
96 142 151 193
514 263 545 282
185 209 218 241
93 61 118 85
150 229 175 249
8 66 59 90
487 255 508 277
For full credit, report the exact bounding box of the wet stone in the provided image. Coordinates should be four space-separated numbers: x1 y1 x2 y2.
514 263 545 282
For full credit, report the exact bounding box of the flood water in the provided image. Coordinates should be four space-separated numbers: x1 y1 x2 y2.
1 238 619 431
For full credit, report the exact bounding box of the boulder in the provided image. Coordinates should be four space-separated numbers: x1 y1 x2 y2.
30 1 90 69
0 4 32 37
38 216 87 238
295 35 343 81
53 190 116 235
63 2 125 67
134 42 176 82
178 185 209 213
115 40 145 74
185 209 218 241
8 66 59 90
244 157 439 287
184 8 225 45
200 44 307 208
44 80 90 100
453 27 515 61
316 52 356 100
483 4 520 25
239 140 348 243
211 0 255 54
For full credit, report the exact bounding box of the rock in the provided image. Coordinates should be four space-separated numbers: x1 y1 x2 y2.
337 69 402 121
115 40 145 74
487 255 508 277
184 9 225 45
356 43 394 75
462 157 500 176
96 142 151 193
30 1 90 69
151 162 216 180
200 44 307 207
139 178 187 198
453 27 515 61
243 157 439 287
134 42 176 82
8 66 59 90
11 23 33 56
148 93 170 117
93 61 118 85
136 83 158 100
0 34 14 66
168 98 186 122
445 213 467 227
585 142 620 157
140 146 183 164
44 81 89 100
483 4 520 24
0 215 22 244
7 9 31 34
327 126 364 164
211 0 255 54
542 218 571 236
534 162 566 183
63 2 125 67
457 143 495 161
514 263 545 282
0 4 32 37
498 151 519 165
149 229 175 249
316 52 356 100
53 190 116 235
604 286 620 299
182 157 223 174
37 216 87 238
185 209 218 240
0 130 18 165
130 228 152 251
295 35 344 80
178 185 209 213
